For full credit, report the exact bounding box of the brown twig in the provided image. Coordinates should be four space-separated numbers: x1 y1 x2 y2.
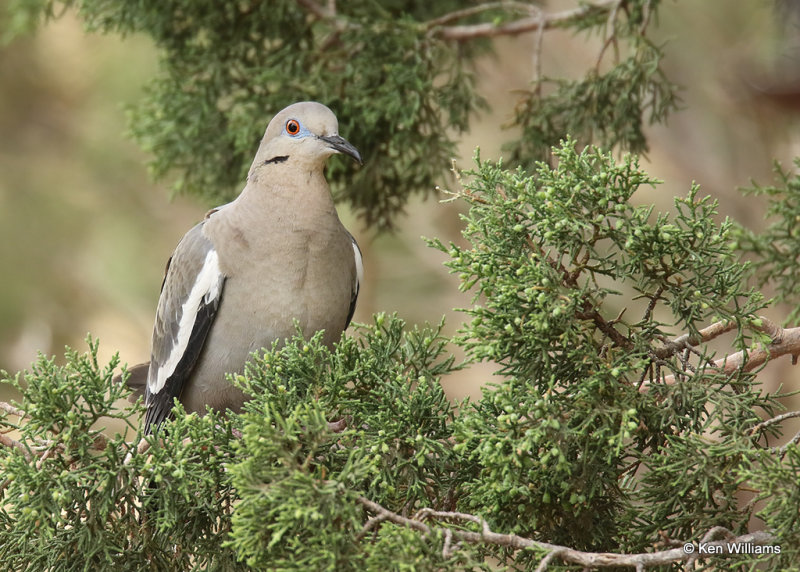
715 327 800 374
653 320 740 360
520 229 631 350
686 526 735 568
749 410 800 436
595 0 623 70
295 0 334 20
641 317 800 392
777 429 800 457
0 422 125 465
531 11 545 88
433 0 618 41
356 497 777 569
0 433 30 461
534 550 563 572
35 444 59 470
424 1 536 29
124 436 152 466
0 401 26 418
641 285 664 323
577 300 632 349
297 0 617 45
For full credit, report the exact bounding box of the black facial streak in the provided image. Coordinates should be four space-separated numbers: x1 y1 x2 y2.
264 155 289 165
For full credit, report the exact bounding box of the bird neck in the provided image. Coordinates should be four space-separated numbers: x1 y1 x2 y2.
234 162 338 227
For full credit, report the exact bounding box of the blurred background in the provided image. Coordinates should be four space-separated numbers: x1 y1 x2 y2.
2 1 800 409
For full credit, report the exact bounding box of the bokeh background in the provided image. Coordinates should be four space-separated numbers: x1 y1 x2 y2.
2 1 800 411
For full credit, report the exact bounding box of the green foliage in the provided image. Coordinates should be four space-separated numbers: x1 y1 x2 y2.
509 38 680 167
3 1 800 569
228 316 461 568
430 142 782 561
747 446 800 565
228 400 366 569
737 159 800 324
435 142 764 373
4 0 485 229
1 0 678 229
0 340 144 571
4 146 800 569
0 339 245 570
0 0 49 42
1 317 472 570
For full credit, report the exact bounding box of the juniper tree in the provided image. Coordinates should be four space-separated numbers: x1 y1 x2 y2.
2 1 800 570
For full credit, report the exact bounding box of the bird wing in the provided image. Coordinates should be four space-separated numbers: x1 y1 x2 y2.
144 222 226 433
345 232 363 330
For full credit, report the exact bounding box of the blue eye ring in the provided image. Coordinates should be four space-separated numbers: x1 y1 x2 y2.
286 119 301 136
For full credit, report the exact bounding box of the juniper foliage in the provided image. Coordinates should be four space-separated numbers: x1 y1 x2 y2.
2 1 800 570
1 0 675 229
737 160 800 324
3 145 800 569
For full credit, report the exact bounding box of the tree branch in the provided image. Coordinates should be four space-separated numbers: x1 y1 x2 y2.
0 432 30 461
296 0 354 38
0 401 26 418
653 320 740 359
595 0 623 69
777 428 800 456
749 410 800 436
0 415 119 463
431 0 618 41
124 437 151 465
356 497 777 569
643 318 800 392
297 0 619 44
295 0 335 20
424 2 538 29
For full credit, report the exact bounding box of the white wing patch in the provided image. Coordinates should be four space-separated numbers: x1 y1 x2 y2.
149 249 223 395
352 240 363 293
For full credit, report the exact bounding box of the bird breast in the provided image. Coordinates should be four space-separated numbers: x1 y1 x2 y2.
215 216 353 348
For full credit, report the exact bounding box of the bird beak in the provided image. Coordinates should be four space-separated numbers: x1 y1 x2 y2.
319 135 363 165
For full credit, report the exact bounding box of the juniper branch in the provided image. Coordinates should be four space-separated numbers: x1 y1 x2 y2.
643 318 800 391
433 0 619 41
424 2 539 29
356 497 777 570
0 401 26 418
749 410 800 436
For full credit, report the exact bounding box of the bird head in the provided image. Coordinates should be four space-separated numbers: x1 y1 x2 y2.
254 102 362 170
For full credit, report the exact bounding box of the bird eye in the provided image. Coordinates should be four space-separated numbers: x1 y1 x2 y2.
286 119 300 135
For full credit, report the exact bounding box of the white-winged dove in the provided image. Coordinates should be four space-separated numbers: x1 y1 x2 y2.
128 102 363 434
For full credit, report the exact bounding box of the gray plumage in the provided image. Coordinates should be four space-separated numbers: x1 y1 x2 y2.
134 101 363 433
